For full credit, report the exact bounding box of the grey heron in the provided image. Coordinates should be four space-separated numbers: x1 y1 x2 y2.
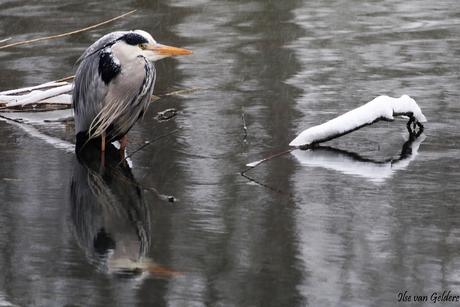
72 30 193 153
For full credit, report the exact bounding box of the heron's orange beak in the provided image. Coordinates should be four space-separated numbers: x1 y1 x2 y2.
148 44 194 56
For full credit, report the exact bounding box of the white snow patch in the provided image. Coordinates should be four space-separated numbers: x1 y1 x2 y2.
0 292 17 307
0 84 72 107
0 81 70 96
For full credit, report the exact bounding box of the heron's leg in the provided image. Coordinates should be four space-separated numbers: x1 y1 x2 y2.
100 132 106 168
120 135 127 152
101 132 106 152
119 135 127 161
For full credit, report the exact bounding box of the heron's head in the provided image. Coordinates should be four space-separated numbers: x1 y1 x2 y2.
116 30 193 62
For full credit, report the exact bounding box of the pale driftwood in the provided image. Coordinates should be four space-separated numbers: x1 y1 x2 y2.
0 81 70 96
0 84 72 108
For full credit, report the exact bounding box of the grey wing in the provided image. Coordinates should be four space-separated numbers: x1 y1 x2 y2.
72 51 109 133
72 31 131 133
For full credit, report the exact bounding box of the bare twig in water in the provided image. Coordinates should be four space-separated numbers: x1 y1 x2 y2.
54 75 75 83
149 87 200 103
0 113 25 124
155 108 178 121
0 10 137 51
150 95 160 103
164 87 200 96
240 170 294 197
117 127 183 166
143 186 177 203
241 106 248 141
0 37 12 44
241 148 298 172
239 148 299 197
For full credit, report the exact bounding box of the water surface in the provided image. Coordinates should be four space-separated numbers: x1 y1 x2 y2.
1 1 460 306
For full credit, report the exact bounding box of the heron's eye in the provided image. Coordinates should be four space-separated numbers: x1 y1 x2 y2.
139 43 148 50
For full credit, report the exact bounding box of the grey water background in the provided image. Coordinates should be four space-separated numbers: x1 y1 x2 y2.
0 0 460 306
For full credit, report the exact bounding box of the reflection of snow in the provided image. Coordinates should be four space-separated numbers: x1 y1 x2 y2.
291 133 426 183
0 109 71 124
0 292 17 306
0 113 75 153
290 95 427 146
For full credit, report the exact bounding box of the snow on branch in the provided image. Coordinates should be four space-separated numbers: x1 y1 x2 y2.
289 95 427 147
0 82 72 107
0 79 199 110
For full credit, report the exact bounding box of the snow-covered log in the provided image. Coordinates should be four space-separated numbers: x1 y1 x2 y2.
0 81 70 96
0 82 72 107
289 95 427 147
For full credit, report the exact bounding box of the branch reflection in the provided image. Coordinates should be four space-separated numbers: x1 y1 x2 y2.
291 131 426 183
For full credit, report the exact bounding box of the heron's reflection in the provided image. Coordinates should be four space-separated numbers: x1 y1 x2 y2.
69 140 172 278
291 130 426 183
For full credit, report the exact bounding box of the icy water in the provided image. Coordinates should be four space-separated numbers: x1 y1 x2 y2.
1 1 460 306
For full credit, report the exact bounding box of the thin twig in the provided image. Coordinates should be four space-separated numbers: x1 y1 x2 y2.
240 171 294 197
143 186 177 203
54 75 75 83
0 37 12 44
150 95 160 103
239 147 299 197
241 106 248 140
117 127 183 166
163 87 200 96
240 148 298 175
0 113 25 124
0 10 137 51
